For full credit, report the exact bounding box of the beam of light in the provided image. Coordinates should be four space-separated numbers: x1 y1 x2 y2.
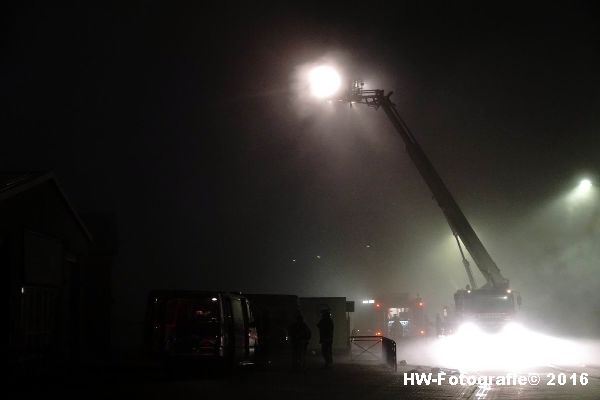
308 66 341 98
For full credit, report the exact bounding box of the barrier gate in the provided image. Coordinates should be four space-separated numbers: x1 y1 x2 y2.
349 335 397 372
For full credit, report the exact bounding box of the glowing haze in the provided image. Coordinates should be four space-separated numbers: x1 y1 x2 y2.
398 324 600 372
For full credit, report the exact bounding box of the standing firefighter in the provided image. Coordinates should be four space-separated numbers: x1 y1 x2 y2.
317 309 334 367
288 313 311 370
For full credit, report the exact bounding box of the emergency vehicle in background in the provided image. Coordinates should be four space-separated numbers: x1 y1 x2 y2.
352 293 427 339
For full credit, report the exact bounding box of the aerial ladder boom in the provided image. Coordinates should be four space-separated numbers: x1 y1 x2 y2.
343 81 509 291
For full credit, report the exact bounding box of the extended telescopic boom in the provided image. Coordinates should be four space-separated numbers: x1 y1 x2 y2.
342 81 509 290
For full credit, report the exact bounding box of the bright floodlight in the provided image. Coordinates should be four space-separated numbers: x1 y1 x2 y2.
578 178 592 193
571 178 593 199
309 66 341 98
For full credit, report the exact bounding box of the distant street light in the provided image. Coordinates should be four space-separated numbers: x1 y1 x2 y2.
569 178 594 202
564 177 596 210
577 178 592 194
308 65 341 98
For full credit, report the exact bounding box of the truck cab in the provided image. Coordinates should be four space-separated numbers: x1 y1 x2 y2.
453 288 517 332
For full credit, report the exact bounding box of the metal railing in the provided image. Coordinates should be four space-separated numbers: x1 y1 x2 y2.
349 335 397 372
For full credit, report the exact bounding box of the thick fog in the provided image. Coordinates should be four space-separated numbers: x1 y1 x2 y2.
5 4 598 354
274 59 600 340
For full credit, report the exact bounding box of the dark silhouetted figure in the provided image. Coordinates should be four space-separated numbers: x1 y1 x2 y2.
288 313 311 370
317 310 334 367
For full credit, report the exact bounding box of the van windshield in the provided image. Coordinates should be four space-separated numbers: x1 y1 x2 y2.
165 297 221 331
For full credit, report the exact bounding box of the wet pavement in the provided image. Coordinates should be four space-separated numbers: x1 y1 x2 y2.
10 355 600 399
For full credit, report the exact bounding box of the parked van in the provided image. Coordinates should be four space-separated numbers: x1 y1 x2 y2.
145 291 257 367
244 294 299 364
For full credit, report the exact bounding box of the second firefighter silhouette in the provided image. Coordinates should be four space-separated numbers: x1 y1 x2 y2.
288 313 311 370
317 309 334 367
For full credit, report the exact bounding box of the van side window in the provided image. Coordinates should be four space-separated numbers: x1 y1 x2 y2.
231 298 244 329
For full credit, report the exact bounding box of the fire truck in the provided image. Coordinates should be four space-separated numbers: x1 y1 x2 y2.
353 294 428 339
341 81 519 331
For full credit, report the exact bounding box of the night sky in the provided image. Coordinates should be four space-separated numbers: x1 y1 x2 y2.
4 3 600 346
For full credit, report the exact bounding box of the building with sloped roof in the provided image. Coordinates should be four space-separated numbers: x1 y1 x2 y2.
2 172 112 375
